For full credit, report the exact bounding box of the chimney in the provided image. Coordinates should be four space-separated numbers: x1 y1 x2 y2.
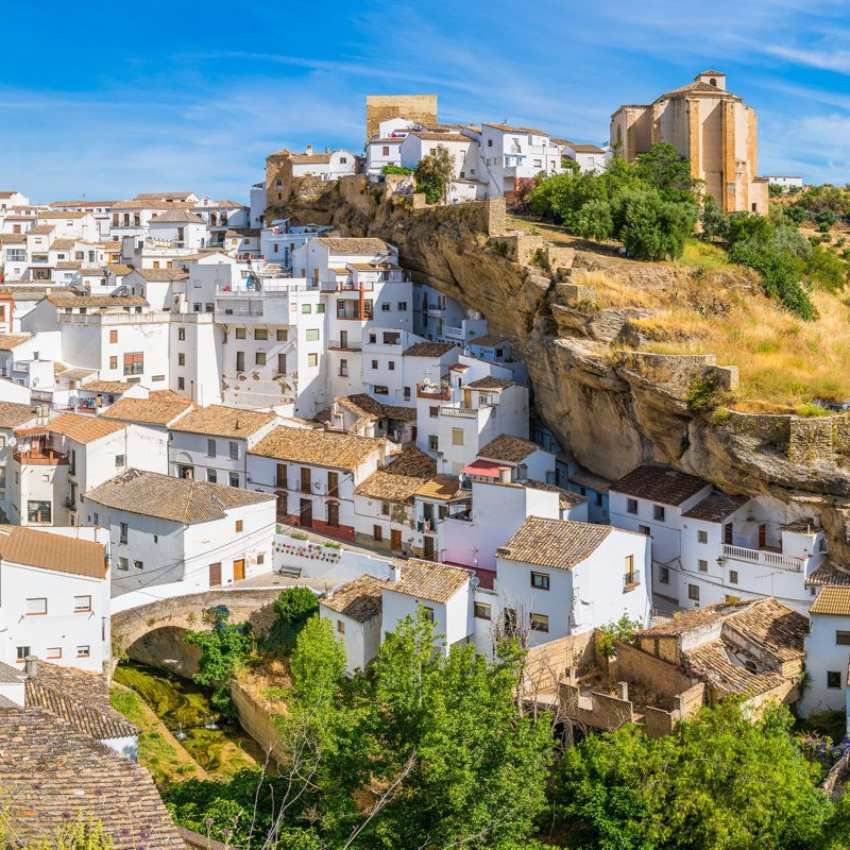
498 465 511 484
615 681 629 702
24 655 38 679
390 562 402 583
305 144 313 156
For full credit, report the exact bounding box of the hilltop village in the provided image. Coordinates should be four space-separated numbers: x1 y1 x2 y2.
1 75 849 850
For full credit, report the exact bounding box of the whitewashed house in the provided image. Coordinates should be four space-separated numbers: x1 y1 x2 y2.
486 516 651 650
248 425 387 539
0 525 110 673
168 405 278 487
36 211 99 242
799 587 850 729
475 124 563 198
319 574 385 673
86 469 276 596
400 132 479 181
558 140 608 174
0 401 39 518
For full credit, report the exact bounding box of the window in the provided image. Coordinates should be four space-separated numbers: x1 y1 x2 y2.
688 584 700 601
451 428 464 446
837 631 850 646
381 302 391 312
178 377 185 390
626 498 638 515
178 353 186 366
235 520 244 533
120 522 128 544
398 301 407 311
229 441 239 460
531 571 550 590
827 671 842 689
337 619 346 634
639 525 651 536
383 331 400 345
254 328 268 340
118 557 129 570
302 304 312 314
371 360 379 370
134 560 143 570
698 530 708 544
235 327 246 339
109 356 118 370
207 469 218 483
27 500 51 524
530 613 549 633
26 597 47 616
388 360 395 371
115 454 125 468
74 595 91 612
381 501 390 516
653 505 666 522
109 329 118 344
474 602 491 620
729 570 738 584
123 352 144 376
178 327 186 341
659 565 670 584
16 646 30 662
423 606 435 623
47 647 62 659
428 435 439 451
624 554 635 584
307 353 319 367
429 406 439 418
257 553 265 565
76 645 90 659
373 385 388 395
207 439 217 457
698 559 708 572
403 386 411 401
229 472 239 487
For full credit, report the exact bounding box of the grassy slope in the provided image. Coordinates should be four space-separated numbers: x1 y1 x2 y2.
510 214 850 413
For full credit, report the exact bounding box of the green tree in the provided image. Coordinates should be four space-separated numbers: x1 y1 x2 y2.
556 701 833 850
185 608 253 713
618 190 696 261
576 199 614 241
634 142 699 202
806 244 848 293
414 145 454 204
701 195 729 240
263 587 319 655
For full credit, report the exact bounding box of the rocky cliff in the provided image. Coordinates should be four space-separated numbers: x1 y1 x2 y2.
270 177 850 558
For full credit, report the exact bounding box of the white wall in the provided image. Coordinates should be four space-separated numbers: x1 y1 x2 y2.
800 614 850 717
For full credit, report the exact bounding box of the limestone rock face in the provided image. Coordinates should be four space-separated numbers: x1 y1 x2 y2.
271 178 850 560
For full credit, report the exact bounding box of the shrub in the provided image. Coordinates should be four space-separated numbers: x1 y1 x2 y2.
597 615 642 659
619 191 696 261
262 587 319 656
701 195 729 240
382 164 414 175
414 145 453 204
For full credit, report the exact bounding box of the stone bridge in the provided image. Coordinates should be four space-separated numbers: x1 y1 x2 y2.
111 588 284 658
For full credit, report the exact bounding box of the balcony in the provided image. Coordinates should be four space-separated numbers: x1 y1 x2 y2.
439 405 478 419
444 325 464 341
14 448 67 466
328 340 361 351
417 383 451 401
623 570 642 592
721 543 803 572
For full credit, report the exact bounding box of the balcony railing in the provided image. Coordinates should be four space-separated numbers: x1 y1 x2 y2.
624 570 642 592
444 325 464 340
439 405 478 419
14 448 67 465
721 543 803 572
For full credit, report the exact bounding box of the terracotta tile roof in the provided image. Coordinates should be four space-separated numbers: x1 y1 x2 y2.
86 469 274 524
656 80 735 102
291 153 333 164
131 267 190 281
611 464 709 506
50 238 76 251
402 341 458 357
314 237 392 255
25 662 137 741
38 210 88 219
0 526 106 579
101 396 193 426
55 260 82 270
112 199 193 210
479 434 539 464
725 598 807 661
29 224 54 234
47 293 148 308
415 474 466 501
321 574 384 622
355 446 436 503
252 425 382 471
683 640 785 698
337 393 417 423
807 561 850 587
466 376 514 390
135 191 196 201
170 404 276 439
0 332 31 350
683 490 750 522
388 558 470 603
561 140 606 154
150 209 205 224
811 586 850 616
0 707 185 850
411 131 470 143
636 603 746 637
467 334 509 347
484 122 551 136
0 401 37 428
45 412 125 444
524 479 587 509
0 234 26 244
497 516 612 569
79 380 136 394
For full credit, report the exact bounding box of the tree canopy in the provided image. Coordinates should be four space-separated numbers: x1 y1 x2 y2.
414 145 454 204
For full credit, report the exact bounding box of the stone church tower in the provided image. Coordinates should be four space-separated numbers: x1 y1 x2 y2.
610 71 768 214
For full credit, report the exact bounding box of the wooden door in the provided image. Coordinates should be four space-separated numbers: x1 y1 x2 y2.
724 523 733 545
758 524 767 549
391 529 402 552
327 501 339 527
233 559 245 581
327 471 339 498
373 524 383 542
301 467 311 493
423 535 434 560
301 499 313 528
209 562 222 587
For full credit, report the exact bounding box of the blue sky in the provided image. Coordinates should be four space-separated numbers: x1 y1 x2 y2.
4 0 850 202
